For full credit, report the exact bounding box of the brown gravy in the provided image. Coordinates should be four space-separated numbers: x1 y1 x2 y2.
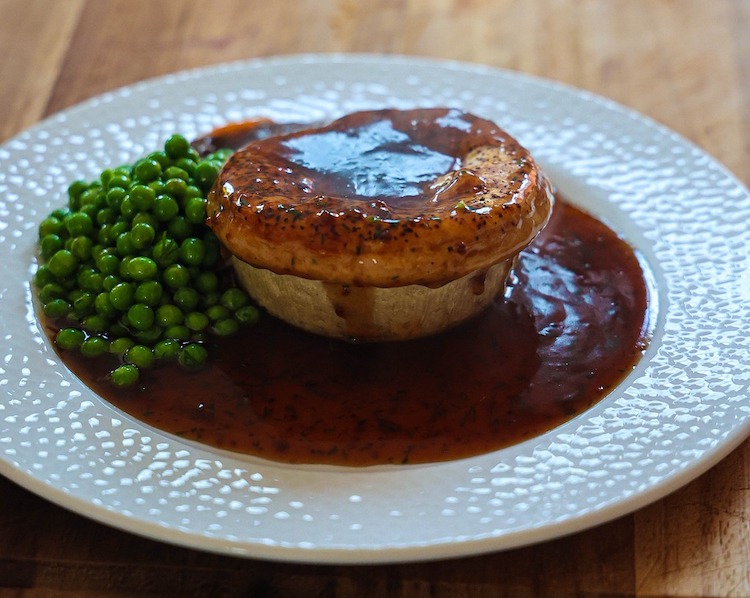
51 197 651 466
231 108 510 207
201 109 527 211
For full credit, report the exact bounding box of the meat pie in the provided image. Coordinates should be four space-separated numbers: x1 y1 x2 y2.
207 108 553 341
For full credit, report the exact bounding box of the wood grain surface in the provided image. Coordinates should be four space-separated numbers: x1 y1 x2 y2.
1 0 748 596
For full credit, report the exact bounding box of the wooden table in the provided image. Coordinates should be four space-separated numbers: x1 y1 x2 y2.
1 1 748 595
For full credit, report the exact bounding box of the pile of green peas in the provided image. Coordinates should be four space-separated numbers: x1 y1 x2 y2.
34 134 259 387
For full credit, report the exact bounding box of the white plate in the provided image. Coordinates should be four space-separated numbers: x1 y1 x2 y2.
1 54 749 564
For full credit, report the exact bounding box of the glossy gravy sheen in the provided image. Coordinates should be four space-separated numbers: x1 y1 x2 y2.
259 109 499 205
208 109 532 220
54 197 651 466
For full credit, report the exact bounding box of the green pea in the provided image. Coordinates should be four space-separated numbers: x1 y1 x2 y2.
134 325 163 345
67 180 88 202
173 287 199 311
102 275 120 291
39 216 64 238
47 249 78 278
148 179 165 195
82 314 109 333
166 216 193 241
221 288 249 311
184 184 202 199
235 305 259 325
135 280 163 306
195 271 218 294
109 337 135 356
77 268 104 293
155 304 183 328
44 298 71 319
119 257 133 279
152 237 179 266
211 318 239 336
130 184 156 211
40 234 64 260
71 291 95 317
78 266 101 288
79 203 99 221
175 158 196 176
94 292 117 318
185 311 209 332
55 327 85 350
100 169 114 187
118 197 136 219
127 303 155 330
65 212 94 237
79 187 104 211
111 364 140 387
107 172 131 190
163 177 188 198
179 237 205 266
132 211 159 229
110 220 130 238
164 324 191 341
206 304 231 322
34 266 56 289
163 264 190 288
184 196 207 224
147 151 170 169
130 223 156 249
163 166 190 182
154 338 180 360
97 224 113 246
95 207 117 227
133 158 162 183
178 342 208 369
90 243 105 261
95 251 120 276
126 256 158 281
109 282 135 311
194 161 221 192
153 195 180 222
125 345 155 369
164 134 191 159
106 187 127 210
70 236 92 261
39 282 66 303
80 335 109 358
116 232 136 256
